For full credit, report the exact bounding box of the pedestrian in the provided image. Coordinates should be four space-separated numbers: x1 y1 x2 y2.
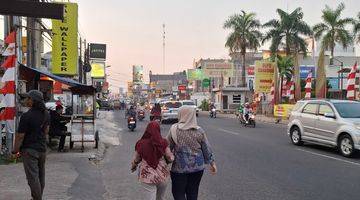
167 106 217 200
12 90 50 200
131 121 174 200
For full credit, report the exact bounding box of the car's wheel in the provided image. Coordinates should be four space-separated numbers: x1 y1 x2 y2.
338 134 355 157
290 126 303 146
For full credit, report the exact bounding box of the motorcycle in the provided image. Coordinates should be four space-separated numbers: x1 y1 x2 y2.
240 112 256 128
209 108 217 118
128 117 137 131
138 110 145 121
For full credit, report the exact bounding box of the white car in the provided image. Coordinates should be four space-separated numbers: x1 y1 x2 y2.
180 100 199 117
161 101 182 123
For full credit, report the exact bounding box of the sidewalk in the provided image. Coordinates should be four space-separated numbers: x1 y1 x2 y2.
0 111 118 200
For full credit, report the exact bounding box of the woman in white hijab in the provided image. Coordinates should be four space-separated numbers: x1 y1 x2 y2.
167 106 217 200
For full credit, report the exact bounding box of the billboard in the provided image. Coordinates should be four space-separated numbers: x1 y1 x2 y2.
89 43 106 59
203 62 233 78
52 2 78 75
127 81 134 97
90 62 105 78
254 61 276 93
133 65 144 84
187 69 208 81
300 66 316 79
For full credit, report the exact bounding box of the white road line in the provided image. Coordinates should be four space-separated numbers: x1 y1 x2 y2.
296 148 360 167
218 128 239 135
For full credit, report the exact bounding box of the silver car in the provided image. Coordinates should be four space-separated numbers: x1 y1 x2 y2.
288 99 360 157
161 101 182 123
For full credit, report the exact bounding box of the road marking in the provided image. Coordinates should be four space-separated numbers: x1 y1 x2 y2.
296 148 360 167
218 128 239 135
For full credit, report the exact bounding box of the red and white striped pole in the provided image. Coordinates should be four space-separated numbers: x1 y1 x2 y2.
289 76 295 102
270 81 275 105
304 71 312 99
346 62 358 100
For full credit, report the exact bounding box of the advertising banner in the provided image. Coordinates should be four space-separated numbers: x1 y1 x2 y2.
89 43 106 59
133 65 144 84
187 69 208 81
274 104 295 118
90 62 105 78
300 66 316 79
52 2 78 75
203 62 233 78
254 61 276 93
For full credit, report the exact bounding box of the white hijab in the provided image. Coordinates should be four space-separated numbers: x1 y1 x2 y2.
177 106 199 130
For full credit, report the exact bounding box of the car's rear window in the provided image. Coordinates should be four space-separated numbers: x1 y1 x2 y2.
165 102 182 108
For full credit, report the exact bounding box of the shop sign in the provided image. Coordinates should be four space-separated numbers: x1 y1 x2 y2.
254 61 276 93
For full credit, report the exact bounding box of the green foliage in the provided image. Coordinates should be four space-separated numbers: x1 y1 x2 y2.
200 99 210 111
353 12 360 44
277 56 294 80
313 3 353 57
262 8 312 56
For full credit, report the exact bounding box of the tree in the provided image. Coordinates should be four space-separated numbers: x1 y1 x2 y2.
277 56 294 102
262 8 312 101
353 12 360 44
262 8 312 56
224 11 262 87
313 3 353 61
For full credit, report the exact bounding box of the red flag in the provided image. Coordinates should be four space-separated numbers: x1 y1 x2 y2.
0 81 15 94
346 62 358 100
5 31 16 44
0 107 15 120
1 56 16 69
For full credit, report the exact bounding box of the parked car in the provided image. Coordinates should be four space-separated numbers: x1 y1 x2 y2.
288 99 360 157
161 101 182 123
180 100 199 116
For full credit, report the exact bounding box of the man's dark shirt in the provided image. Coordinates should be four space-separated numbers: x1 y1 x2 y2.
49 110 69 135
18 108 50 153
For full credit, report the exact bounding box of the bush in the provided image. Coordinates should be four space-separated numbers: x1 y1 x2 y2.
200 99 209 111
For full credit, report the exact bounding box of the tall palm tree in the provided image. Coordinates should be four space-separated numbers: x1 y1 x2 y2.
263 8 312 101
277 56 294 102
262 8 312 56
313 3 353 61
353 12 360 44
224 10 262 87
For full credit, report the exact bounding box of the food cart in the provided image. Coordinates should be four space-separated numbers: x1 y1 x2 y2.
68 85 99 152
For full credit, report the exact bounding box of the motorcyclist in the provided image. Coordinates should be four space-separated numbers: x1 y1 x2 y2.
127 106 137 119
243 103 252 123
150 103 162 121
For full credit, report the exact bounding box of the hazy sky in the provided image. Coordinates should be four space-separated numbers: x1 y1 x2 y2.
2 1 360 91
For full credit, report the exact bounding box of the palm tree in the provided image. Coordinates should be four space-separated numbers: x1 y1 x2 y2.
224 11 262 87
313 3 353 62
263 8 312 101
277 56 294 102
262 8 312 56
353 12 360 44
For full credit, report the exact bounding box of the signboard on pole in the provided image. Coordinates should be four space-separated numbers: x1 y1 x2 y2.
187 69 207 81
133 65 144 84
254 61 276 93
202 78 210 87
90 62 105 78
52 2 78 75
203 62 234 78
89 43 106 59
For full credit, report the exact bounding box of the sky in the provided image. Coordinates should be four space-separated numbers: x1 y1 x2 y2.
2 0 360 92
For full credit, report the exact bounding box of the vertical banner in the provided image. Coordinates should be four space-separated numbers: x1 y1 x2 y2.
132 65 144 84
52 2 78 75
254 61 276 93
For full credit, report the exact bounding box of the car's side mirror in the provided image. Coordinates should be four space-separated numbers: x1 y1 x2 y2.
324 113 336 119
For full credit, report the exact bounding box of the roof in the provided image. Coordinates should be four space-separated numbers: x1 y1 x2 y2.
298 99 359 103
20 64 95 95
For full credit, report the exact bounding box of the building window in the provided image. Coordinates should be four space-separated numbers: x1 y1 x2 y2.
233 95 241 104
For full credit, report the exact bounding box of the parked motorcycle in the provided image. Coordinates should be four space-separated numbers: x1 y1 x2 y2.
209 108 217 118
128 117 137 131
240 112 256 128
138 110 145 121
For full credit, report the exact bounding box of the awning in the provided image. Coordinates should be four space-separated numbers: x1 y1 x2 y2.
20 64 95 95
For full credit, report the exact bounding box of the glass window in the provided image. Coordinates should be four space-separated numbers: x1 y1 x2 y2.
318 104 334 116
165 102 182 108
302 103 317 114
233 95 241 104
334 102 360 118
293 102 305 112
182 101 195 106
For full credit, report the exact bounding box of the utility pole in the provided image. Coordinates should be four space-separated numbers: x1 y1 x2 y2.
162 23 165 74
26 0 42 68
78 37 83 83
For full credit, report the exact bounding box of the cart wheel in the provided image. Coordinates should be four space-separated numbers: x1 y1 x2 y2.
95 131 99 149
70 141 74 149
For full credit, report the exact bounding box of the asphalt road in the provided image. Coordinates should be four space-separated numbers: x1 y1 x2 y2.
100 110 360 200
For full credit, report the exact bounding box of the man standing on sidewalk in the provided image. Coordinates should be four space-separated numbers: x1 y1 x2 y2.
12 90 50 200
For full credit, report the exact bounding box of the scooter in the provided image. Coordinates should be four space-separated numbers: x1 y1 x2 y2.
209 108 217 118
128 117 137 131
138 110 145 121
240 113 256 128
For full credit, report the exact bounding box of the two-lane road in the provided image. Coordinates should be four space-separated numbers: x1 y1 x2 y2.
100 111 360 200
